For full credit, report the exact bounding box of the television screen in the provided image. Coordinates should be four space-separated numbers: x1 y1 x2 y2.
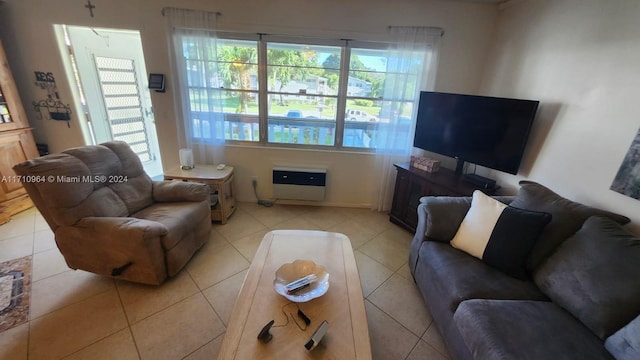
413 92 539 175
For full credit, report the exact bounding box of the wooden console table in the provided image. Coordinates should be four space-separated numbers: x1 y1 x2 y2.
390 162 498 232
163 165 236 224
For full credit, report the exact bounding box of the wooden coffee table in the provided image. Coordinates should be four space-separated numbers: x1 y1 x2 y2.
218 230 371 360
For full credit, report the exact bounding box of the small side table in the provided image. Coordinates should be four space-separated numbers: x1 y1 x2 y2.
163 165 236 224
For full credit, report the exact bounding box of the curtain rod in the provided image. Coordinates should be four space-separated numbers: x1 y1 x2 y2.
161 7 221 17
387 26 444 37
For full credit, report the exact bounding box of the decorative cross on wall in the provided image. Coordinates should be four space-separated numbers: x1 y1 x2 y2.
85 0 96 17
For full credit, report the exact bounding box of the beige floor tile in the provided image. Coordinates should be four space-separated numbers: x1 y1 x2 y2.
229 229 270 262
202 270 247 326
376 225 414 244
0 203 450 360
354 251 393 297
30 270 114 320
0 233 33 263
330 220 382 250
31 248 71 282
117 270 199 324
268 217 322 231
183 334 224 360
358 233 410 272
34 212 50 231
0 322 28 360
29 289 128 360
186 243 250 290
33 229 56 254
240 202 302 228
0 212 34 241
396 262 413 280
299 206 355 229
406 339 449 360
365 300 419 360
368 273 432 336
422 322 449 357
63 329 139 360
214 208 267 242
350 210 395 234
205 228 231 251
131 293 225 360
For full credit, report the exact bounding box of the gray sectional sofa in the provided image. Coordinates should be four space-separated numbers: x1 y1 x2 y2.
408 181 640 360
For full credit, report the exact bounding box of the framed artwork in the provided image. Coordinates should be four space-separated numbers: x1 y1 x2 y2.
611 127 640 199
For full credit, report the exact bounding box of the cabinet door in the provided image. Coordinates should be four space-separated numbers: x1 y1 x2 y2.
391 170 410 220
403 176 433 230
0 130 37 202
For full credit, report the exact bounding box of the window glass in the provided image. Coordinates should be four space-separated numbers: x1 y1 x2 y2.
266 42 341 146
179 34 429 149
183 37 259 142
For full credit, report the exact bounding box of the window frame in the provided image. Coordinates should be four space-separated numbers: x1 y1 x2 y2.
182 31 425 151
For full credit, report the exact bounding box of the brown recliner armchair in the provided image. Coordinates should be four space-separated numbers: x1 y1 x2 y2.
13 141 211 285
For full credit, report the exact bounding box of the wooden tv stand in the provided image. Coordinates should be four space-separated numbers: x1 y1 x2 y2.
390 162 499 232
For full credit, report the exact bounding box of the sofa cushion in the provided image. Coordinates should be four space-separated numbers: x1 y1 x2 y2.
451 191 551 279
417 241 547 314
509 181 630 272
534 216 640 340
605 314 640 360
419 195 515 243
454 299 614 360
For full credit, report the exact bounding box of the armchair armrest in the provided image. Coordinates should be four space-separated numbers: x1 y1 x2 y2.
76 216 169 238
55 217 170 284
152 180 210 203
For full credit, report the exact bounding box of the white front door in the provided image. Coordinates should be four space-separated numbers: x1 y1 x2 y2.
66 26 162 177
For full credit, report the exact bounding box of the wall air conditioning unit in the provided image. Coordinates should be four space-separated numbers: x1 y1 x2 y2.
272 166 327 201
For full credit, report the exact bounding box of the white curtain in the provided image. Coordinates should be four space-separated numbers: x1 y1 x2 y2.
371 26 441 211
165 7 225 165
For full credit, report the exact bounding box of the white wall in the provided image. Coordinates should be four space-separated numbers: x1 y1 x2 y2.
0 0 498 206
480 0 640 232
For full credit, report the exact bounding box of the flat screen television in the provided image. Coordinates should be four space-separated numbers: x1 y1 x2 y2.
413 91 539 175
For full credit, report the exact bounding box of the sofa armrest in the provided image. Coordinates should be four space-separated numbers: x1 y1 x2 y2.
55 217 170 284
152 180 210 203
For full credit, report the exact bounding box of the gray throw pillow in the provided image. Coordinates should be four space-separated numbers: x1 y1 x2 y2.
534 216 640 340
509 181 630 271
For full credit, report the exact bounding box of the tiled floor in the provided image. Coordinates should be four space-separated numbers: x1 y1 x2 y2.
0 202 450 360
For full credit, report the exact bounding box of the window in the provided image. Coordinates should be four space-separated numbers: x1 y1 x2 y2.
178 33 429 150
182 36 259 141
